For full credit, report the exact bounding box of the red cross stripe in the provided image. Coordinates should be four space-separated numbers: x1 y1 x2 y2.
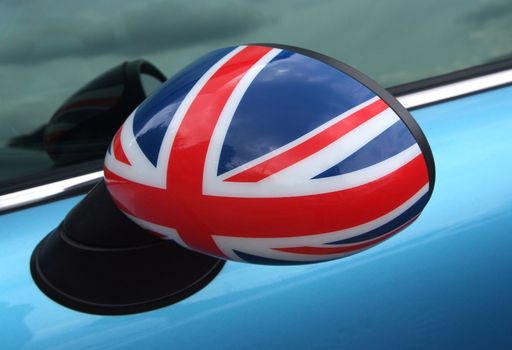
104 45 431 263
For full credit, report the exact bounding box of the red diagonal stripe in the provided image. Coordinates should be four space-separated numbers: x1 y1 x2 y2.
112 126 131 165
194 154 428 237
105 154 428 249
171 46 275 255
275 214 419 255
224 98 388 183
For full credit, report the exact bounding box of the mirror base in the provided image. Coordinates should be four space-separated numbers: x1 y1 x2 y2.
30 182 224 315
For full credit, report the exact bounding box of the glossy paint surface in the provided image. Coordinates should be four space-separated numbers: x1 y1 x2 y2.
1 85 512 348
105 45 432 263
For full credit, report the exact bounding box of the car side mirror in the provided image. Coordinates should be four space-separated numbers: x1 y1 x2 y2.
31 44 435 315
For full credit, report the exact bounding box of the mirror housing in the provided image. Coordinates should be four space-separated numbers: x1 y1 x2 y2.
105 44 435 264
31 44 435 315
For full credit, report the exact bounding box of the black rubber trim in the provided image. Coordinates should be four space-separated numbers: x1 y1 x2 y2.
256 43 436 197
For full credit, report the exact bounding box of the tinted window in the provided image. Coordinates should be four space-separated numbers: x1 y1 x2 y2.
0 0 510 185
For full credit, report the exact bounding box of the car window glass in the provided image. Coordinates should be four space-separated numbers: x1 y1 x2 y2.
0 0 510 185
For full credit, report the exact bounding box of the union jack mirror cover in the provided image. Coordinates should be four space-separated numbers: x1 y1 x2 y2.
104 44 435 264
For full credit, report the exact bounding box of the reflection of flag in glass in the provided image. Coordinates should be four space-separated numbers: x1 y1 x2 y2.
105 45 431 264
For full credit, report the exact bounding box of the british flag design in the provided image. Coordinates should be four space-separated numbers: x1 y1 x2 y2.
104 45 433 264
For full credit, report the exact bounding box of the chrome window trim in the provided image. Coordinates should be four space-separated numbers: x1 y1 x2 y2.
0 171 103 212
2 66 512 213
396 68 512 109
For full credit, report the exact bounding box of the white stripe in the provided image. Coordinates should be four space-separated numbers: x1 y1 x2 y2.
301 213 420 249
244 215 419 262
213 183 429 261
216 96 380 182
105 109 166 188
203 48 283 195
155 46 247 188
306 143 421 193
105 46 246 187
268 107 400 183
204 106 418 197
123 212 187 247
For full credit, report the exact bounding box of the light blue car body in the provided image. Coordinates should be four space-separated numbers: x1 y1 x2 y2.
1 85 511 349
